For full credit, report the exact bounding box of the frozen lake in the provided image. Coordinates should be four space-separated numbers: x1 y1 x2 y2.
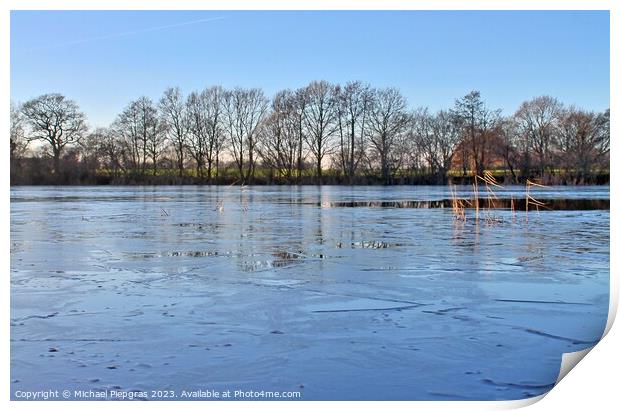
10 185 610 400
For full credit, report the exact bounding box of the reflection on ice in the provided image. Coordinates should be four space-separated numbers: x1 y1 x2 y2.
318 198 609 210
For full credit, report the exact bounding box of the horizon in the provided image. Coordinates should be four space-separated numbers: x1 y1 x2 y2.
10 10 610 128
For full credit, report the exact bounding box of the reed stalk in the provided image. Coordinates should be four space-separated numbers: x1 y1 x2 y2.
473 179 479 222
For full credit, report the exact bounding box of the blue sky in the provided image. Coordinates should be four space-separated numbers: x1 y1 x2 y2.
10 10 609 128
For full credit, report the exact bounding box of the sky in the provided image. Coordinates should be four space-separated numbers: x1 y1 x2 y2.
10 10 610 128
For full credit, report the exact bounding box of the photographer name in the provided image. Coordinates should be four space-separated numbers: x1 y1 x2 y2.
14 388 301 400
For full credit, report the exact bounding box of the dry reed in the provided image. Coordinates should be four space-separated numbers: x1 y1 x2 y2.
449 175 549 225
525 179 548 223
450 184 467 222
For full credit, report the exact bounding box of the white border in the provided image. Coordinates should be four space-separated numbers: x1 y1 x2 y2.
2 1 616 410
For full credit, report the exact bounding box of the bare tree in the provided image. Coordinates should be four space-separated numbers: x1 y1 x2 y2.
415 109 460 184
493 117 520 183
556 107 610 182
186 86 226 183
10 101 28 162
294 88 309 182
222 87 269 184
451 91 501 177
144 104 166 177
367 88 409 184
477 105 502 175
159 87 189 178
113 100 144 177
334 81 372 184
186 91 209 181
21 93 87 176
257 90 300 181
186 86 226 184
10 101 29 184
431 110 461 183
113 96 161 178
91 127 127 180
451 92 480 177
400 116 425 182
203 86 226 182
411 107 435 175
513 96 563 179
302 81 338 184
79 127 120 180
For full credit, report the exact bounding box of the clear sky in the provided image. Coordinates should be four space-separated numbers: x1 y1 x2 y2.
10 10 610 128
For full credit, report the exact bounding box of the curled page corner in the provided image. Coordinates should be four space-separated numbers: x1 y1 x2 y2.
603 283 618 337
505 392 549 409
556 347 594 385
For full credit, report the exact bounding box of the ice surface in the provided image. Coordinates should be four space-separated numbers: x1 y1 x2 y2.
10 186 609 400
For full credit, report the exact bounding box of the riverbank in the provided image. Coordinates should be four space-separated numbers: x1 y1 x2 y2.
9 163 611 186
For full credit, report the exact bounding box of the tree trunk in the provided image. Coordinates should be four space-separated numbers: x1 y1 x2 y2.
53 149 61 179
178 149 184 179
297 126 303 184
381 152 389 185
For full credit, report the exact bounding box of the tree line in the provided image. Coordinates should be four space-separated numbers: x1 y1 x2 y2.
10 82 610 185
